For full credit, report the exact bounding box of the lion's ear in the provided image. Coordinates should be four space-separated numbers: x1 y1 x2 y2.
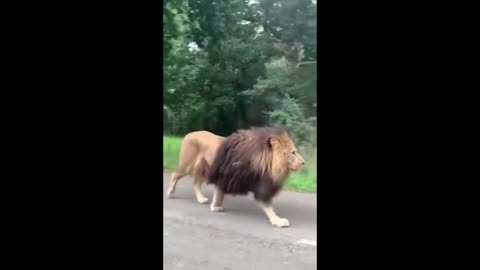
280 131 290 140
268 137 281 149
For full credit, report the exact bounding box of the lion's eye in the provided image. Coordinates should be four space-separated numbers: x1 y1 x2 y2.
292 151 296 155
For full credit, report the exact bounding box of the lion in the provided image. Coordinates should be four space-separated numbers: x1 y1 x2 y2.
208 127 305 228
166 131 225 204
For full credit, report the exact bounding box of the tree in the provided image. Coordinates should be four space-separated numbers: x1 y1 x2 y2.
163 0 317 146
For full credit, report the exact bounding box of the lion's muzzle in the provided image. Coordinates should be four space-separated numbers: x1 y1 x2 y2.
290 153 305 171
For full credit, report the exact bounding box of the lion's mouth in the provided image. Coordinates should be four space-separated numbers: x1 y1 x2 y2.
290 165 304 172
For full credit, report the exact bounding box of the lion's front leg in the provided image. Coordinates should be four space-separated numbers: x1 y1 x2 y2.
260 201 289 227
210 186 225 212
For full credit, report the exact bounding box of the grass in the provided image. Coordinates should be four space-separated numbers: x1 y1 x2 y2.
163 136 184 172
163 136 317 193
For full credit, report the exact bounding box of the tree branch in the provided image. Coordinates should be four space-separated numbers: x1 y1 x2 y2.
295 61 317 68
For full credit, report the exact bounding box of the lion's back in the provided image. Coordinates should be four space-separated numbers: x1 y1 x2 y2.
182 131 225 165
184 131 224 148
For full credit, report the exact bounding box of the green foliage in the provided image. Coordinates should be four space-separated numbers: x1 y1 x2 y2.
287 167 317 193
241 57 316 146
164 0 317 145
267 95 316 147
163 136 183 170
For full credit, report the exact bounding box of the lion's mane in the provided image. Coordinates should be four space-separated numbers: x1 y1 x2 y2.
208 127 292 203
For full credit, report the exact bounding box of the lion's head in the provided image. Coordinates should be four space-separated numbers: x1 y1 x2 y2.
267 129 305 172
208 127 305 200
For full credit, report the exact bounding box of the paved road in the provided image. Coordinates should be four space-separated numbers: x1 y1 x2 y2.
163 173 317 270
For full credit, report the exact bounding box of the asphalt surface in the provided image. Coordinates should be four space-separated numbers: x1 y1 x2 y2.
163 172 317 270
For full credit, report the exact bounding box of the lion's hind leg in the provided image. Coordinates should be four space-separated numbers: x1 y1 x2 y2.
193 158 210 204
193 177 209 204
167 136 198 199
166 171 187 199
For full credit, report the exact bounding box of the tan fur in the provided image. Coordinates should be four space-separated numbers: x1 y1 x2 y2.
166 131 225 204
259 131 304 184
260 202 289 227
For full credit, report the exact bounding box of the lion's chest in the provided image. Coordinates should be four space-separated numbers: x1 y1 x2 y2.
252 176 283 202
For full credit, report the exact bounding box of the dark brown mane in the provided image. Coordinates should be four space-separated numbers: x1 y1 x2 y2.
208 127 289 203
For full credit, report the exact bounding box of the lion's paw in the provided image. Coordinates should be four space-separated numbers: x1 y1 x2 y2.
210 206 224 212
166 190 175 199
270 218 289 228
197 197 209 204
